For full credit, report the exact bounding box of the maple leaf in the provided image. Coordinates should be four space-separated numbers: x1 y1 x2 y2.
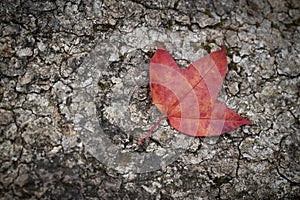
138 45 251 144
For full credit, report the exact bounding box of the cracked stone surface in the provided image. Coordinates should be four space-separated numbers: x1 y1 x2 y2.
0 0 299 199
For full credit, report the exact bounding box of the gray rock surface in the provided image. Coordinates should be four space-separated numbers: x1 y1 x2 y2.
0 0 299 199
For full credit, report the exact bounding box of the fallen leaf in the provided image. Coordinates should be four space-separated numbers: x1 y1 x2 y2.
138 45 251 144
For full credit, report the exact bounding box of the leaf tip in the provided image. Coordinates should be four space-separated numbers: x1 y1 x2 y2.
244 119 252 125
241 118 252 126
221 44 226 52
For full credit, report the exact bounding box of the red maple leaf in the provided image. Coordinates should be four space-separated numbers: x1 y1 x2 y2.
138 45 251 144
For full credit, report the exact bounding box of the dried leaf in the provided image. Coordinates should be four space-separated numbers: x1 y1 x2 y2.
138 45 251 144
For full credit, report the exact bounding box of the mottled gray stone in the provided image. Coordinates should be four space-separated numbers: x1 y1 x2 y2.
0 0 299 199
16 47 33 57
193 12 221 28
0 109 13 126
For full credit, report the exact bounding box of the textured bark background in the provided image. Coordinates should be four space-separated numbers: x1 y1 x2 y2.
0 0 299 199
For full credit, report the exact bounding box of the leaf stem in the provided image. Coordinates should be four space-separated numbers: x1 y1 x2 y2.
138 115 166 145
